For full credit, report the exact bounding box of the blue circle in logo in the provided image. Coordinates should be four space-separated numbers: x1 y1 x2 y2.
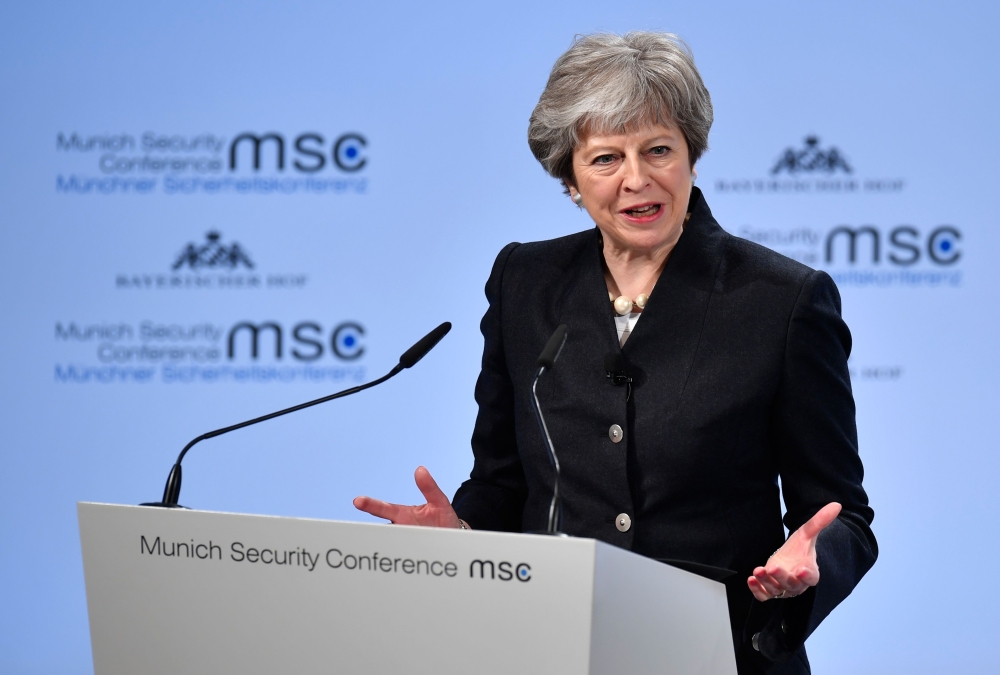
345 146 358 159
939 240 952 252
331 322 365 360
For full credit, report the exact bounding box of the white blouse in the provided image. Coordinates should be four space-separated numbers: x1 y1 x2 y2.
614 311 642 346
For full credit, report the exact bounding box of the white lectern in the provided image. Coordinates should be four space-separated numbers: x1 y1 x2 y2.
78 502 737 675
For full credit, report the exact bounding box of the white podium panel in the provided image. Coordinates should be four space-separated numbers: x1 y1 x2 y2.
78 502 736 675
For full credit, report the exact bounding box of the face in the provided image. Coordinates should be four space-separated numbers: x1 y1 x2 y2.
570 123 694 255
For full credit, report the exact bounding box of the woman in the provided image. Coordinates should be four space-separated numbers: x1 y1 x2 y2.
355 32 876 674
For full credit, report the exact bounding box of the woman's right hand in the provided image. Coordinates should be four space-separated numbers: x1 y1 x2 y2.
353 466 464 528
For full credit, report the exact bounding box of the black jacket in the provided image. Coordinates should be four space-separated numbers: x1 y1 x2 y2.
453 187 877 674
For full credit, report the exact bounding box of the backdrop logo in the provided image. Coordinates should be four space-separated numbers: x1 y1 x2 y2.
173 232 253 271
715 135 903 194
52 320 368 385
229 132 367 173
771 136 852 175
228 321 365 361
738 223 963 287
825 225 961 266
54 130 368 195
117 231 306 290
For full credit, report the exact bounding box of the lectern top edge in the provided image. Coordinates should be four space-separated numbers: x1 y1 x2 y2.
76 501 593 544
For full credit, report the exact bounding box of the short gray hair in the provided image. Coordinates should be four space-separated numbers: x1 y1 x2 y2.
528 32 713 188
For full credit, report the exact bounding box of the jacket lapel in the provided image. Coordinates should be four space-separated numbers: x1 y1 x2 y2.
549 227 623 359
620 188 728 416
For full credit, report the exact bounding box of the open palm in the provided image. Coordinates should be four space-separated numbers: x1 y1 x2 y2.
747 502 841 601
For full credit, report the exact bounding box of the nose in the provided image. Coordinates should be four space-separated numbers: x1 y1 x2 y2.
621 153 650 192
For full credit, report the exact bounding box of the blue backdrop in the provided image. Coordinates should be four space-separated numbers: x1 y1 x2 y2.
2 1 998 673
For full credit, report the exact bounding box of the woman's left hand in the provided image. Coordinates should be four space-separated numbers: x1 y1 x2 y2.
747 502 841 602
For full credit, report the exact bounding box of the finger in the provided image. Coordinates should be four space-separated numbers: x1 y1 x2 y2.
764 558 810 595
797 502 842 541
353 496 404 523
767 565 809 597
765 564 808 596
753 567 784 597
414 466 452 508
747 576 772 602
793 564 820 587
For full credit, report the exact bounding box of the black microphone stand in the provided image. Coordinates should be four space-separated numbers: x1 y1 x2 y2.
530 325 568 535
142 322 452 509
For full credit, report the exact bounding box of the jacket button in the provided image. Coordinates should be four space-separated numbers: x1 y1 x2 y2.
752 632 761 652
608 424 623 443
615 513 631 532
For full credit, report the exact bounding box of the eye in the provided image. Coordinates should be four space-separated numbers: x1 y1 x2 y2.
593 154 617 165
648 145 670 156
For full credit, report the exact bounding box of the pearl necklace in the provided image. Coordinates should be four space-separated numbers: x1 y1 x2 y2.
609 291 650 316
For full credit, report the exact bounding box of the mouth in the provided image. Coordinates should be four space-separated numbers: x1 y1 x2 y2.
621 203 663 219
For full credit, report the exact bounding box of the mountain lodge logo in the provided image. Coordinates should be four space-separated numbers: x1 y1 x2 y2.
771 136 852 175
173 232 254 271
714 133 902 194
115 231 306 290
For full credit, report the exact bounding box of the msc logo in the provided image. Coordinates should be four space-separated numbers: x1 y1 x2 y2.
228 321 365 361
469 559 531 582
229 132 366 173
173 231 253 271
772 136 852 175
825 225 961 266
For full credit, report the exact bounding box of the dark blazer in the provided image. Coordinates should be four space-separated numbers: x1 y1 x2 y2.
452 187 877 674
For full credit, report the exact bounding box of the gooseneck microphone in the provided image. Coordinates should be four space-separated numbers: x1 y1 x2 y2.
142 321 452 509
531 324 568 534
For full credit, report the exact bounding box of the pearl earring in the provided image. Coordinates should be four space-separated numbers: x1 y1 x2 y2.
572 192 584 207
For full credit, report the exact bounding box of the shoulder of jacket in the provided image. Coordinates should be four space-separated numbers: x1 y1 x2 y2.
719 230 818 286
503 229 595 273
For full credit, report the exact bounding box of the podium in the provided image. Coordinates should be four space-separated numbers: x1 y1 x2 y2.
78 502 737 675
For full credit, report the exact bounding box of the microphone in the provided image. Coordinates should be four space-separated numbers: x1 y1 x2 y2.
530 325 568 535
604 353 633 401
537 324 567 369
399 321 452 368
142 321 452 509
